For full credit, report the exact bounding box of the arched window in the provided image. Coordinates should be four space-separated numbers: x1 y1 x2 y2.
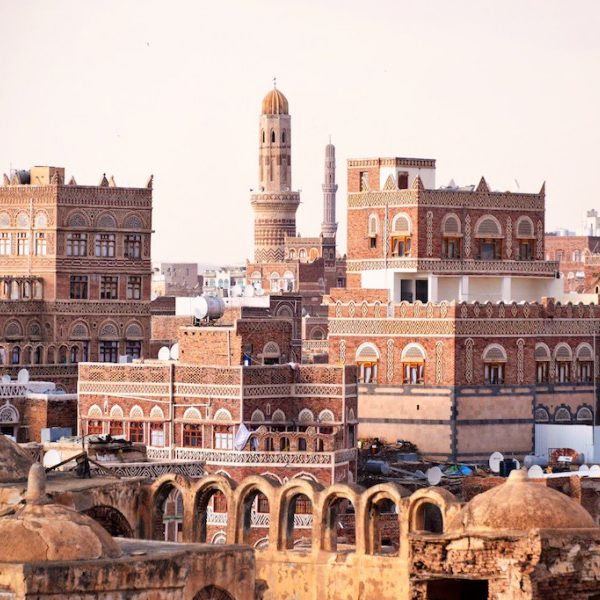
554 407 571 423
299 248 307 261
390 213 411 257
441 213 462 259
251 409 265 423
272 409 286 423
261 130 265 143
271 130 276 143
577 406 593 422
183 407 202 420
534 343 550 383
576 343 593 383
367 213 379 249
482 344 506 385
11 346 20 365
283 271 295 292
262 341 281 365
516 216 535 260
356 343 379 384
474 215 503 260
298 409 314 424
401 344 426 384
270 272 280 292
554 343 572 383
534 407 550 422
282 130 286 143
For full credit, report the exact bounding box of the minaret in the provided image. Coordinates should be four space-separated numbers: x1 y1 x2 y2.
321 141 338 238
251 84 300 262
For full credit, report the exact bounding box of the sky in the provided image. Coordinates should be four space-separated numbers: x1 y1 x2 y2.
1 1 599 264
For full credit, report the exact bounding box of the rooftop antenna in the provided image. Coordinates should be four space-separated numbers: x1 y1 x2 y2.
273 75 277 89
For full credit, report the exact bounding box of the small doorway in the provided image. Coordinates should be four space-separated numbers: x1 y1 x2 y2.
426 578 488 599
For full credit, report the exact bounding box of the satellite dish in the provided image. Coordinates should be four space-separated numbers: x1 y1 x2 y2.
489 451 504 474
426 466 442 486
590 465 600 478
527 465 544 479
17 368 29 384
1 374 10 384
157 346 170 361
514 459 520 470
231 284 243 297
43 449 62 468
170 343 179 360
579 464 590 474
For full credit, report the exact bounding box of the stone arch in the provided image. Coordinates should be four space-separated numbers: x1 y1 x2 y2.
150 405 164 419
82 505 133 538
192 474 236 543
534 342 551 361
125 321 144 339
276 304 294 318
482 343 507 362
34 211 48 229
232 475 279 547
401 343 427 361
150 475 190 541
96 212 117 229
368 213 379 236
5 320 23 340
355 342 380 361
474 214 503 237
576 405 594 422
193 586 235 600
16 211 30 228
318 409 334 423
277 477 322 550
0 211 10 227
319 483 363 553
98 320 119 339
183 407 202 420
310 327 326 340
262 341 281 363
554 343 573 362
407 487 460 534
534 406 550 422
69 321 90 340
576 342 593 360
0 402 19 424
554 406 572 423
361 483 405 555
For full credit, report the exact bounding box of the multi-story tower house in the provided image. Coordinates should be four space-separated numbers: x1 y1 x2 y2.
326 156 600 463
0 166 152 392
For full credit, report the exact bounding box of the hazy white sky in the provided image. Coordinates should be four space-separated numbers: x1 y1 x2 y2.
1 1 599 263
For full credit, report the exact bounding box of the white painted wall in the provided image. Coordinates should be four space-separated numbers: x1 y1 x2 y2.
511 276 563 302
535 424 594 463
379 165 436 191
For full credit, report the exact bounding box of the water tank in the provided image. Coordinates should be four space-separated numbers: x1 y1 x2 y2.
194 295 225 321
365 460 391 476
524 454 548 468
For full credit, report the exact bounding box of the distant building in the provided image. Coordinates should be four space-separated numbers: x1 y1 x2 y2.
155 263 202 297
0 167 152 392
202 266 245 297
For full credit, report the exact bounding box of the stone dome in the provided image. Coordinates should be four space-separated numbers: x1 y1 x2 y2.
0 434 33 483
449 469 595 533
0 464 121 562
262 88 289 115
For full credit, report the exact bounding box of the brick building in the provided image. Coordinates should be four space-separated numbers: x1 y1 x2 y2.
326 156 600 462
0 167 152 392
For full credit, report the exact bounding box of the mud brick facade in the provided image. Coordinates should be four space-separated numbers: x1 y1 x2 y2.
0 167 152 393
328 154 600 461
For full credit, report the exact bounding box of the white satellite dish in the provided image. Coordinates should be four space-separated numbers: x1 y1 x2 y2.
170 343 179 360
1 374 10 384
590 465 600 478
579 464 590 474
17 368 29 384
489 451 504 474
43 449 62 469
513 459 520 470
157 346 170 361
231 284 243 297
527 465 544 479
426 466 442 486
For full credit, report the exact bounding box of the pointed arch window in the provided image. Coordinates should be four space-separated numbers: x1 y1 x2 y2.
271 130 276 143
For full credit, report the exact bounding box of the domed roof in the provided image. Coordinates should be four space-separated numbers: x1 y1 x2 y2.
262 88 289 115
0 464 121 562
449 469 595 533
0 434 33 483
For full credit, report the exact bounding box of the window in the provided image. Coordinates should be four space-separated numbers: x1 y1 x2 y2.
99 340 119 363
479 239 502 260
535 344 550 383
66 233 87 256
214 425 233 449
70 346 79 364
16 233 29 256
517 240 533 260
442 237 461 259
95 233 115 257
129 421 144 443
100 276 118 300
124 234 142 259
109 420 123 436
356 343 379 384
0 233 10 255
573 250 582 262
126 339 141 359
390 214 411 257
150 423 164 446
127 276 142 300
70 275 88 299
11 346 20 365
397 172 409 189
271 130 275 143
401 344 426 384
483 344 506 384
556 250 564 261
212 492 228 513
556 362 570 382
34 232 46 256
578 361 593 383
370 237 377 249
359 171 369 191
183 424 202 447
87 420 103 435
